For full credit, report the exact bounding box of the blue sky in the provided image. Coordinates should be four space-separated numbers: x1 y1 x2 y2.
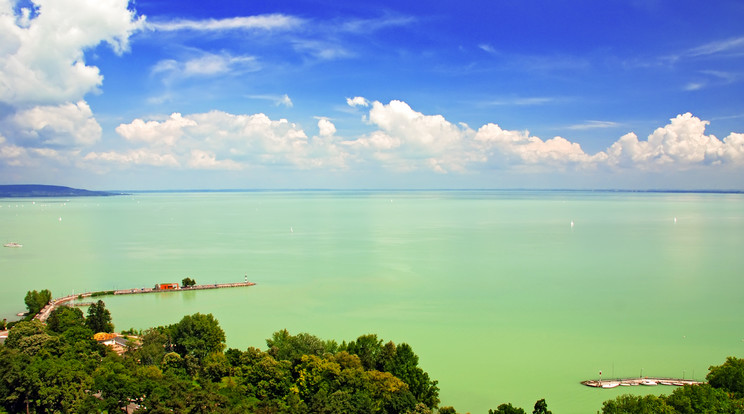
1 0 743 190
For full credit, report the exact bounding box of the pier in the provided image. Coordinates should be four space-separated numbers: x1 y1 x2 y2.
32 281 255 322
581 377 704 388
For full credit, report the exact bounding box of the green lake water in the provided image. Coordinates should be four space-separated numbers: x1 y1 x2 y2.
1 190 743 413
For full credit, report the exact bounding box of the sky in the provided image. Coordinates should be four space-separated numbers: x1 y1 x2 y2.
1 0 744 190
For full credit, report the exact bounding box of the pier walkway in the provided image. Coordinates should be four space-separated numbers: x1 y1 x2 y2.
33 281 255 322
582 377 703 388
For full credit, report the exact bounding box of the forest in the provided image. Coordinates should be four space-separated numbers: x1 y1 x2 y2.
0 296 742 413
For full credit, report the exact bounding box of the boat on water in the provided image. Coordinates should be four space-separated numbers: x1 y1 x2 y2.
601 382 620 389
3 242 22 248
641 379 658 386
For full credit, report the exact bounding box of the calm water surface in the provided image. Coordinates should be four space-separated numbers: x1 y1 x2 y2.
1 191 742 413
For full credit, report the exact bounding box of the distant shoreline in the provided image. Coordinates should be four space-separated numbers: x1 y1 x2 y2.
0 185 125 198
122 188 744 195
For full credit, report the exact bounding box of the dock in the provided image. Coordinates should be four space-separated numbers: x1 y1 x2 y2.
581 377 704 388
32 281 255 322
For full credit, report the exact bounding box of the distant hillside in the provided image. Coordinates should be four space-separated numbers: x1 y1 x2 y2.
0 185 119 197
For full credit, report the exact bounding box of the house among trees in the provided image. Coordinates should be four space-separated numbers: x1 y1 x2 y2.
93 332 140 355
155 283 179 290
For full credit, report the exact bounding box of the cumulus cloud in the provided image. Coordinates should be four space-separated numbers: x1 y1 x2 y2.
84 149 179 167
8 101 102 148
317 118 336 137
0 0 144 106
346 96 369 107
605 113 744 168
100 110 311 170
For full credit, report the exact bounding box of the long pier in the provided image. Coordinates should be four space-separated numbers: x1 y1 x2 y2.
33 281 255 322
581 377 703 388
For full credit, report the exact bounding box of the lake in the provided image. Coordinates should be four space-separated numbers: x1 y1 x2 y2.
1 190 742 413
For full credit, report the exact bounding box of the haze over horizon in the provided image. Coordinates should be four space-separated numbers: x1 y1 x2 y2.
1 0 744 190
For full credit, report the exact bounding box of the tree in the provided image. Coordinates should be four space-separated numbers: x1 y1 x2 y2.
24 289 52 315
707 356 744 398
47 306 85 333
665 384 734 414
489 403 526 414
532 398 552 414
182 277 196 288
170 313 226 360
85 300 114 333
266 329 337 364
92 355 140 413
384 343 440 409
601 394 673 414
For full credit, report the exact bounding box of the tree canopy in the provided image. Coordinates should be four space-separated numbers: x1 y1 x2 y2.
85 300 114 333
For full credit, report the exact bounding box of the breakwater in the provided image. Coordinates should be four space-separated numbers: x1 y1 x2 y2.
33 281 256 322
581 377 704 388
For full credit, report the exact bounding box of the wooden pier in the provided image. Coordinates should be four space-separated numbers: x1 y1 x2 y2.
581 377 703 388
32 281 255 322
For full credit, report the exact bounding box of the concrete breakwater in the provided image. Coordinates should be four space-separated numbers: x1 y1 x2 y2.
33 281 256 322
581 377 704 388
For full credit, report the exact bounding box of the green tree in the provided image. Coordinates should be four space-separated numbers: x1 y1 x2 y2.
85 300 114 333
384 343 440 409
3 320 51 354
665 383 734 414
533 398 552 414
707 356 744 398
601 394 673 414
170 313 226 360
344 334 384 370
47 305 85 333
266 329 337 364
489 403 526 414
92 355 140 413
24 289 52 315
182 277 196 288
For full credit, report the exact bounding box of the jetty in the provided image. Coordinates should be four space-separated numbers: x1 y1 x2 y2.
32 281 255 323
581 377 704 388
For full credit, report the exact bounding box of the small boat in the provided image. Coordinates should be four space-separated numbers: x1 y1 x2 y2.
659 381 674 386
3 242 22 248
601 382 620 389
641 380 658 386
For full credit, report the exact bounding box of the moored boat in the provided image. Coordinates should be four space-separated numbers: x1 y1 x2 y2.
3 242 22 248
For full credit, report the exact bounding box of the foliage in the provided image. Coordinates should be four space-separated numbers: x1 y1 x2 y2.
169 312 226 360
24 289 52 315
707 356 744 399
490 402 527 414
85 300 114 333
267 329 337 364
601 394 673 414
532 398 552 414
90 290 115 297
47 306 85 333
182 277 196 287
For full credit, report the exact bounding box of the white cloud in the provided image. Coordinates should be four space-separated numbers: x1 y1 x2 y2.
9 101 102 148
247 94 293 107
474 122 604 167
188 149 242 170
84 149 180 167
115 112 196 146
346 96 369 107
147 14 302 32
0 0 144 106
565 120 620 130
605 113 744 169
152 52 259 81
317 118 336 137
